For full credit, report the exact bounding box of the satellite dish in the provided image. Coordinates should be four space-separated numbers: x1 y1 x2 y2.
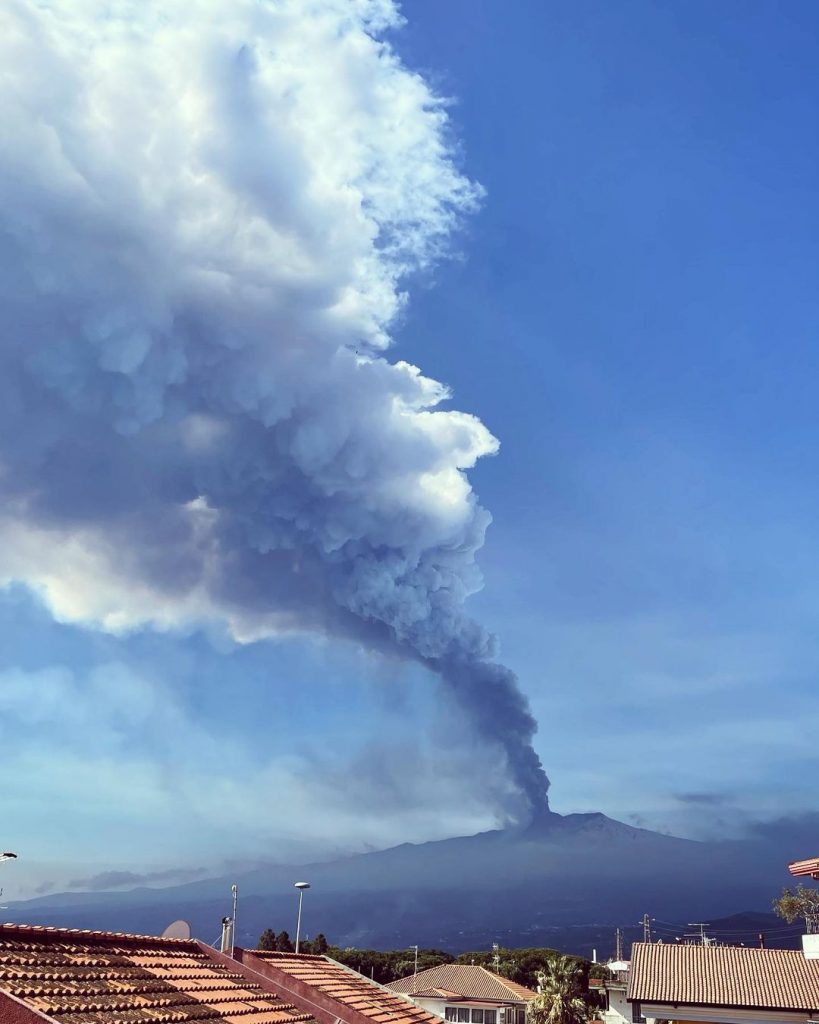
161 919 192 940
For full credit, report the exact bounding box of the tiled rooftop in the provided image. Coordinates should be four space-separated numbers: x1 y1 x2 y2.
246 951 441 1024
790 856 819 879
628 941 819 1012
0 923 319 1024
386 965 535 1003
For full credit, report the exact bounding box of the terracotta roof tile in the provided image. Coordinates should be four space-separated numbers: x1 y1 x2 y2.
790 857 819 878
386 965 535 1004
0 924 318 1024
247 951 442 1024
628 941 819 1012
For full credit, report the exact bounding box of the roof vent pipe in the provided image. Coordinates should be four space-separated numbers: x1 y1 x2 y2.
220 916 234 956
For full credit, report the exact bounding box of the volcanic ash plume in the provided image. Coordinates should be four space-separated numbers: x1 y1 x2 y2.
0 0 549 816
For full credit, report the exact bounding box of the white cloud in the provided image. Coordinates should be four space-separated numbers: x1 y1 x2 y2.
0 659 504 894
0 0 487 636
0 0 550 813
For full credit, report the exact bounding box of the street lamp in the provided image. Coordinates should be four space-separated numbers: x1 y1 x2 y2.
0 854 17 910
294 881 310 954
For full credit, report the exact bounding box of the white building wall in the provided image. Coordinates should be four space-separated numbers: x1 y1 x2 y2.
603 987 632 1024
402 997 519 1024
638 1002 813 1024
410 998 446 1018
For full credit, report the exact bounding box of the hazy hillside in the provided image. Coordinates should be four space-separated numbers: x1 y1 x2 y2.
6 811 808 956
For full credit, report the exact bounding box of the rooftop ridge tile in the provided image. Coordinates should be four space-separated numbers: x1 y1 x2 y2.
0 923 199 950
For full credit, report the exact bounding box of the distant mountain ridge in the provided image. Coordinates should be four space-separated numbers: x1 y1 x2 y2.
6 810 810 956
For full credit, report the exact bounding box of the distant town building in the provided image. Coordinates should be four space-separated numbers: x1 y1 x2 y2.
386 964 536 1024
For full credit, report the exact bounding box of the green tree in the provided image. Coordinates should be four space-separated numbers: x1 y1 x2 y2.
276 930 295 952
454 947 588 993
773 884 819 931
258 928 277 951
528 955 589 1024
312 933 329 955
326 946 453 984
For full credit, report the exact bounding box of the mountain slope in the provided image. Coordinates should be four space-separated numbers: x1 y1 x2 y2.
6 811 803 954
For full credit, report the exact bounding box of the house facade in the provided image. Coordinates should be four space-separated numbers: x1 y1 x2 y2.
591 960 639 1024
386 964 535 1024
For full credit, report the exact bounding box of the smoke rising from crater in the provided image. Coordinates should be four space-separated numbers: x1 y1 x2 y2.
0 0 549 815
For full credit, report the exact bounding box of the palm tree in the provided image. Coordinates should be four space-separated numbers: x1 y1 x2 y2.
528 956 589 1024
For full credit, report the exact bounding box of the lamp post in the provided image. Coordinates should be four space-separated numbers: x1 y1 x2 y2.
0 853 16 909
294 881 310 954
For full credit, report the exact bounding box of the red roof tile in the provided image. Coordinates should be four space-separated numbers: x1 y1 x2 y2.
0 924 319 1024
628 941 819 1012
790 857 819 879
245 951 442 1024
386 966 535 1004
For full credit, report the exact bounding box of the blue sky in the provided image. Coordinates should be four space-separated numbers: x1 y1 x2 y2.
2 0 818 898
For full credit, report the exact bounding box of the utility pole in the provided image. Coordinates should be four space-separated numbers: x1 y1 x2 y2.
231 885 238 957
493 943 501 973
410 945 419 992
614 928 623 961
687 923 711 946
641 914 653 943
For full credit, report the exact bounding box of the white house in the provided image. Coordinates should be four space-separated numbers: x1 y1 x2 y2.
591 959 642 1024
386 964 536 1024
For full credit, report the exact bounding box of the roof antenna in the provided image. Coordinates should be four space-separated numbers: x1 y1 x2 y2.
231 884 239 957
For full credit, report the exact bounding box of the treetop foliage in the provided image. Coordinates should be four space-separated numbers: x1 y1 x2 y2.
773 884 819 927
528 955 590 1024
254 932 595 992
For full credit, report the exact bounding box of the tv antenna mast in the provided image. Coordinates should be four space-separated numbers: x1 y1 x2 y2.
686 923 712 946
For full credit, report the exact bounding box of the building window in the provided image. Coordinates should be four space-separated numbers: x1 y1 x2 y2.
445 1008 497 1024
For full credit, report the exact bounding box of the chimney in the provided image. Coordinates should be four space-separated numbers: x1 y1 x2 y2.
220 916 234 956
802 912 819 960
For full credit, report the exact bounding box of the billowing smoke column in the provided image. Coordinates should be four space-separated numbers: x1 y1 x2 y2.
0 0 549 816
